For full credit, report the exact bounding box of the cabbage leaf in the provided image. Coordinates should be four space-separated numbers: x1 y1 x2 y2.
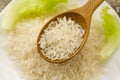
1 0 67 30
100 7 120 60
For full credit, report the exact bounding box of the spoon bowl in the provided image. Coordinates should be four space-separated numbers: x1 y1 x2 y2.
37 0 104 63
37 12 88 63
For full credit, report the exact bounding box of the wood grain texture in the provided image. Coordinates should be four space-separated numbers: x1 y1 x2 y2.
106 0 120 16
0 0 10 12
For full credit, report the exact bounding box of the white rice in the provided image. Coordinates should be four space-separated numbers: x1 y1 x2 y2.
3 2 106 80
39 17 84 60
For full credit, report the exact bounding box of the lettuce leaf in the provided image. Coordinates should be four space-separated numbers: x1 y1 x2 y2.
100 7 120 60
1 0 67 30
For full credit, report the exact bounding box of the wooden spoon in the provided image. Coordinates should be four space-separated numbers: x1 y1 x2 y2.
37 0 104 63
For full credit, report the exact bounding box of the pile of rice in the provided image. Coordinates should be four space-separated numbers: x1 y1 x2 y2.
39 17 84 60
3 2 106 80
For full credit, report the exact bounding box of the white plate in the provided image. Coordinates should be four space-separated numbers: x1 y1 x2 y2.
0 0 120 80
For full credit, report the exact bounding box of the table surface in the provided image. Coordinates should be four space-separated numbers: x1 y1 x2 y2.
0 0 120 16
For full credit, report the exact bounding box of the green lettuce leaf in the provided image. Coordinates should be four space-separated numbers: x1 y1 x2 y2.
1 0 67 30
100 7 120 60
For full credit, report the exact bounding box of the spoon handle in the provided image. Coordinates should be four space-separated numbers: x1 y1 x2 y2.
74 0 104 23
